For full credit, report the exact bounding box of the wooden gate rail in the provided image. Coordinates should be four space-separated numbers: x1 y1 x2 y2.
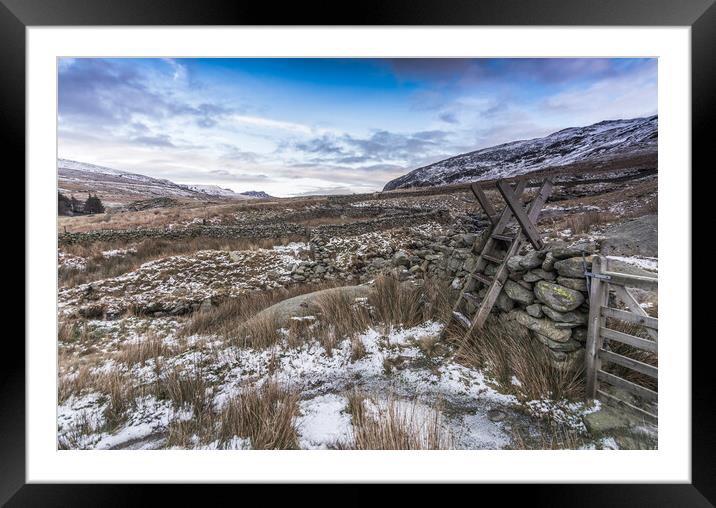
585 256 658 420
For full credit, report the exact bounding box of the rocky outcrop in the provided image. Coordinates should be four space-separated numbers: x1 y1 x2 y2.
600 214 657 257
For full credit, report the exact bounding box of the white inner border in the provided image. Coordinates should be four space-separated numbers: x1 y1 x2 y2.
27 27 691 483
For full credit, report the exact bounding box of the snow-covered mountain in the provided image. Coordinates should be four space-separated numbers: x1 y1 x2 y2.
184 185 272 200
185 184 244 198
58 159 268 207
239 190 272 199
383 115 657 191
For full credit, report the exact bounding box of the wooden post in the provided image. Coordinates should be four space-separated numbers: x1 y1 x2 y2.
585 256 608 399
470 183 498 225
496 180 545 250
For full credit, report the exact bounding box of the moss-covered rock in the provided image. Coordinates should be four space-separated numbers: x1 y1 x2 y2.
534 281 585 312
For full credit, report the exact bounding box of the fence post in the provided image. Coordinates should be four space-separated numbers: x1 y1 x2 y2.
585 256 607 399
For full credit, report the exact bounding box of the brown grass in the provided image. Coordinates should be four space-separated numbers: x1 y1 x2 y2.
57 194 331 234
217 381 300 449
181 282 339 348
350 336 367 362
166 380 299 449
311 290 372 354
161 364 210 417
58 320 96 345
342 391 452 450
453 317 584 401
114 332 170 365
565 211 615 234
369 274 424 330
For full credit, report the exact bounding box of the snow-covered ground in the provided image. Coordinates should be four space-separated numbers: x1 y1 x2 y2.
58 316 602 450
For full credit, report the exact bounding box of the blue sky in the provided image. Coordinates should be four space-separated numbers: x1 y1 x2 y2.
58 58 657 196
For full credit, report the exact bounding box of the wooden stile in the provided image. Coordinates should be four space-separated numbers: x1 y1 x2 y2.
445 177 553 336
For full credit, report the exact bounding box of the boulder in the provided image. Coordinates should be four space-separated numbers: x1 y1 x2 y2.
392 250 411 267
533 334 583 352
512 310 573 342
556 276 587 292
522 271 542 283
252 285 372 327
542 251 556 271
534 281 585 312
503 279 534 305
523 268 556 282
495 291 515 312
526 303 543 318
550 241 598 260
519 250 545 270
517 280 533 291
583 408 631 435
463 256 478 273
507 256 524 272
447 256 463 272
541 306 587 324
461 233 477 247
554 256 592 278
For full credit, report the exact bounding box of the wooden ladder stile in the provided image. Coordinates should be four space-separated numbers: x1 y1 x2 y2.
447 177 553 335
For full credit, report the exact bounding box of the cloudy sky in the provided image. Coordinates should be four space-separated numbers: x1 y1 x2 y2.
58 58 657 197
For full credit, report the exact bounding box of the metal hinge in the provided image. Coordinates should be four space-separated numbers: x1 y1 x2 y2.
582 252 610 303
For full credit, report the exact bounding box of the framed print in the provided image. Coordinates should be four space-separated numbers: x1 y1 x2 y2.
6 0 715 503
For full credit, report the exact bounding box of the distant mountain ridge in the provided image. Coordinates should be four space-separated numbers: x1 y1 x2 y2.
383 115 657 191
58 159 270 207
185 184 273 200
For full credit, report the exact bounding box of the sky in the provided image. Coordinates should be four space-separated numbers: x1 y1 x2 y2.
58 58 657 197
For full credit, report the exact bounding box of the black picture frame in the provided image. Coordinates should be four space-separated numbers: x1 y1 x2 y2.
6 0 714 503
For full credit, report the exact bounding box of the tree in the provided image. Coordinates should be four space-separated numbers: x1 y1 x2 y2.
71 195 82 213
84 193 105 214
58 192 72 215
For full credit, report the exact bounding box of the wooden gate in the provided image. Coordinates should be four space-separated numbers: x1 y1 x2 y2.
585 256 658 420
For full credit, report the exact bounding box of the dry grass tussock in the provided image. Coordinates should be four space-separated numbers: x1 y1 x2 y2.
166 380 299 449
564 211 616 235
452 317 584 401
341 391 452 449
58 366 138 432
59 235 305 287
369 273 454 331
114 332 171 366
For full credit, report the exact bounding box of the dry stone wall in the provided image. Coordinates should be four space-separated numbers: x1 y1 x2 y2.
58 210 449 246
437 237 598 367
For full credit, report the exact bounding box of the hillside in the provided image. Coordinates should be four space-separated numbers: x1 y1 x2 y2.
383 115 657 191
58 159 266 207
